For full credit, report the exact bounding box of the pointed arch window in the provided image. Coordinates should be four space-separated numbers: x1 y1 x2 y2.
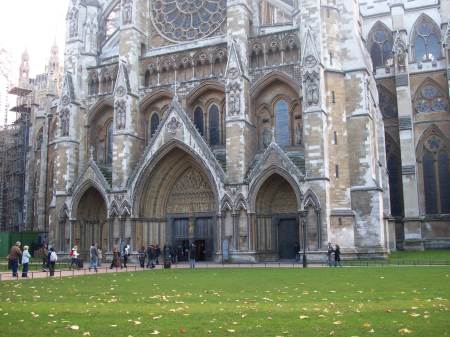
149 113 159 139
412 16 442 62
377 85 398 118
367 23 393 70
194 106 204 136
274 99 290 146
106 121 113 165
420 133 450 214
208 104 220 146
414 81 448 114
385 137 404 216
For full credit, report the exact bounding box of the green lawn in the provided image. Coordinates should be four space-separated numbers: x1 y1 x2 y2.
0 268 449 337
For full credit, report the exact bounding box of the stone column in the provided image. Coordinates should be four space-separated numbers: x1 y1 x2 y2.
391 12 422 249
225 0 256 184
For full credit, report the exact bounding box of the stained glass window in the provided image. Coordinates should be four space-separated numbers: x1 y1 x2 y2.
275 100 290 146
194 106 204 136
368 23 393 70
423 151 438 214
150 113 159 138
377 86 398 118
208 104 220 146
413 16 442 62
150 0 226 42
438 151 450 213
414 81 447 113
106 121 113 165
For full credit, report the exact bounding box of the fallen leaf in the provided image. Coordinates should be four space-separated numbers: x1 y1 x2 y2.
399 328 412 335
70 325 79 330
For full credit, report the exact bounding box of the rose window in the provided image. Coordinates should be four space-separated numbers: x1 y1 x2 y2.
151 0 226 42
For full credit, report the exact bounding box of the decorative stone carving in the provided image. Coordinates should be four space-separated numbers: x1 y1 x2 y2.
228 83 241 116
60 108 70 137
122 0 133 25
304 55 317 68
295 121 302 145
304 71 320 106
61 95 70 107
392 31 407 72
150 0 226 42
262 128 272 148
228 67 239 80
167 116 181 134
115 99 127 129
116 85 126 98
68 8 79 38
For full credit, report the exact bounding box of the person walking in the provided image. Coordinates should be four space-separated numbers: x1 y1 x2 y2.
189 243 196 269
155 245 161 265
48 248 58 276
327 242 334 267
334 244 342 267
21 245 31 278
8 241 22 278
123 242 130 268
97 247 103 267
89 242 98 272
110 247 120 269
138 246 146 268
41 244 48 271
69 246 79 270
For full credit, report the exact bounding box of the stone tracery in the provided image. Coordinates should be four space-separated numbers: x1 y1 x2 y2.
150 0 226 42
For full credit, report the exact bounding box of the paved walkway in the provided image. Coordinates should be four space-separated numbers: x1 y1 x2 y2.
0 262 308 281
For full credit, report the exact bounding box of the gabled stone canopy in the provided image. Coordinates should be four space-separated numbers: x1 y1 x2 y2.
128 97 227 215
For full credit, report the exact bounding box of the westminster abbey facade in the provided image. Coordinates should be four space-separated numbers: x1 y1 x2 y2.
21 0 450 261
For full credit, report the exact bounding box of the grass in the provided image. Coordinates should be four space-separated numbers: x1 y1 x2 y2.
0 268 449 337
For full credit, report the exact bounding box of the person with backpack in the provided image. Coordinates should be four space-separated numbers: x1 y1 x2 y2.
21 245 31 278
69 246 79 270
48 247 58 276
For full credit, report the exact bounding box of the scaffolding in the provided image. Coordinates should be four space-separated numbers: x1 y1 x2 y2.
0 86 31 232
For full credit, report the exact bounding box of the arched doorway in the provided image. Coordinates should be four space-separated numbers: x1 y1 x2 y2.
255 173 299 260
74 187 108 254
137 147 218 261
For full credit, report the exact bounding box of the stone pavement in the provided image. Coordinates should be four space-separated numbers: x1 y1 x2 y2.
0 262 308 281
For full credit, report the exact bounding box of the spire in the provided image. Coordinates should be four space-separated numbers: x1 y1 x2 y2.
19 49 30 87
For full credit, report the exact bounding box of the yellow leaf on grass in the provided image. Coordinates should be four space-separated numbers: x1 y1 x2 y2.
149 331 160 335
70 325 79 330
83 333 91 336
227 329 235 333
333 321 342 325
299 315 309 319
398 328 412 335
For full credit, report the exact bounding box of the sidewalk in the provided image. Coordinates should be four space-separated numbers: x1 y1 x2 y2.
0 262 308 281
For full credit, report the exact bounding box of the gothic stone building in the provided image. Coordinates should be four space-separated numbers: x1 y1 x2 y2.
24 0 450 261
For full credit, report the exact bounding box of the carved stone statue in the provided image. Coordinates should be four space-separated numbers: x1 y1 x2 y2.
60 109 70 137
262 128 272 148
228 83 241 116
295 122 302 145
304 72 320 106
69 8 78 38
115 99 127 129
122 0 133 25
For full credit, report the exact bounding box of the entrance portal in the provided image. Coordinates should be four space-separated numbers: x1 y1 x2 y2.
75 187 107 254
138 148 218 261
173 217 214 261
255 173 300 260
278 218 299 259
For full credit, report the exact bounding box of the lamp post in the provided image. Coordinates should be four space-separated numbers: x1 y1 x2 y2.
302 211 307 268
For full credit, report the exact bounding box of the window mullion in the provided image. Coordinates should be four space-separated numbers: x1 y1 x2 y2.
435 155 441 213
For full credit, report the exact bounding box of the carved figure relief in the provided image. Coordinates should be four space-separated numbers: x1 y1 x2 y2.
295 121 302 145
262 127 272 148
122 0 133 25
68 8 79 38
167 117 181 134
227 83 241 116
392 31 407 72
115 99 127 129
304 71 320 106
60 108 70 137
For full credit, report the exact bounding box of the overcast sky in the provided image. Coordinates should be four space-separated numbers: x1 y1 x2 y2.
0 0 69 125
0 0 69 81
